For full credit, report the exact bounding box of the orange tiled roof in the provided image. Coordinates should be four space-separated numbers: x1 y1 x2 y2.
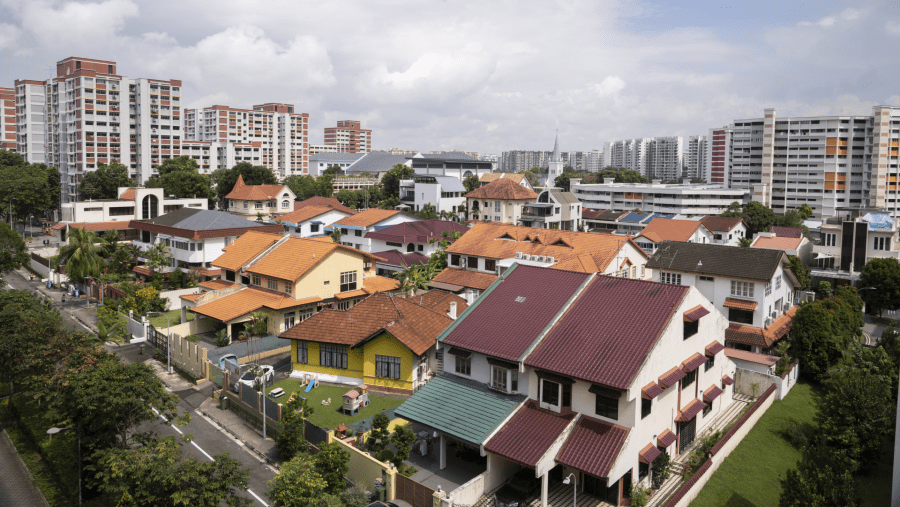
279 293 454 355
211 231 284 271
724 306 798 348
245 236 339 280
199 279 239 291
119 188 136 200
180 292 204 302
750 236 804 252
404 290 469 316
294 196 356 215
225 175 290 201
432 268 498 290
699 216 743 232
636 219 705 243
197 267 221 277
445 223 648 273
723 348 779 366
723 298 758 311
362 276 402 294
277 206 347 224
333 209 404 228
465 178 537 200
479 173 527 185
191 287 321 323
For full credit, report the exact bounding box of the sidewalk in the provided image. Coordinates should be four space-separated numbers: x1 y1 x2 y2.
198 397 281 467
0 426 50 507
15 267 100 334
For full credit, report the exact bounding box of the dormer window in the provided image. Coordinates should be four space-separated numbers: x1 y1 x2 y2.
488 358 519 393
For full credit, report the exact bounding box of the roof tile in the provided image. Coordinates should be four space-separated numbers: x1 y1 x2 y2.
658 366 686 389
639 443 662 464
225 175 290 201
276 206 348 225
723 347 779 366
432 268 498 291
723 298 758 310
465 178 538 200
699 216 743 232
647 241 788 282
637 219 706 243
555 416 630 479
366 220 469 244
770 226 803 238
751 235 804 251
210 231 283 271
657 429 677 448
681 352 708 373
293 196 356 215
191 287 319 322
484 400 576 467
704 385 724 403
333 209 408 228
676 399 706 422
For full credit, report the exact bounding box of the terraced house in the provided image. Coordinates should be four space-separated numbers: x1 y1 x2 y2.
396 264 734 507
179 231 399 340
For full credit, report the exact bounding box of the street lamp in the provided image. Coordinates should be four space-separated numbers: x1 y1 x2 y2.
47 425 81 507
146 311 172 374
84 276 104 307
563 473 577 507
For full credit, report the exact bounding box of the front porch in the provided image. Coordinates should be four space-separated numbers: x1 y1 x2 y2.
473 480 614 507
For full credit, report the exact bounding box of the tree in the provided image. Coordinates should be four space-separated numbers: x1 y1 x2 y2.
78 162 136 200
146 169 216 202
368 412 391 453
0 222 28 284
417 203 438 220
517 169 539 188
267 455 334 507
391 424 416 465
427 230 461 272
788 255 811 290
859 257 900 316
314 442 350 495
597 167 649 184
381 164 415 199
790 295 861 382
798 203 814 220
394 263 437 296
817 281 833 298
330 227 343 243
276 395 314 461
463 174 480 193
0 290 64 395
322 165 344 177
212 163 277 203
56 227 107 283
0 161 61 227
779 440 859 507
720 201 777 236
157 155 199 176
738 237 752 247
553 172 577 192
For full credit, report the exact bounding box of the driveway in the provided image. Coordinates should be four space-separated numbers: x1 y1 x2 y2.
862 313 899 347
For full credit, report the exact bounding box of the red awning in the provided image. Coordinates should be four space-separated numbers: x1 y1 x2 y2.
641 382 664 400
657 429 677 449
658 367 686 389
703 385 723 403
683 304 710 322
639 443 662 464
705 341 725 356
676 399 706 422
722 375 734 386
723 298 758 310
447 347 471 358
681 352 708 373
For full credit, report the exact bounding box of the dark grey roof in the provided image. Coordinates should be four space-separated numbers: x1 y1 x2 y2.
415 152 478 161
428 175 466 193
140 208 266 231
345 151 410 174
646 241 787 281
308 152 365 163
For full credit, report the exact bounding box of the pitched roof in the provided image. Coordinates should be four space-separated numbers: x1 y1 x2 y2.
345 151 410 175
279 293 454 355
526 276 689 390
276 206 348 225
293 196 356 215
419 175 466 193
365 220 469 244
432 268 498 291
416 151 478 161
245 237 382 281
137 207 267 231
64 222 134 232
211 231 284 271
724 305 797 348
404 290 469 316
593 210 629 222
394 372 527 445
770 226 803 238
646 241 788 282
724 348 779 366
362 276 402 294
750 235 805 251
484 400 576 467
441 264 592 362
581 209 609 220
191 287 320 322
700 216 744 232
555 416 630 479
547 188 581 204
333 209 406 228
225 175 290 201
464 178 538 200
445 223 648 273
636 219 706 243
374 250 429 268
480 173 527 185
199 279 239 291
119 187 136 200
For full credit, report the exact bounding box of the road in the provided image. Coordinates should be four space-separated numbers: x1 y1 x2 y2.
3 269 277 505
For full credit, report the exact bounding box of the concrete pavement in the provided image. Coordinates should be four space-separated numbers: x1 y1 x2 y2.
0 425 50 507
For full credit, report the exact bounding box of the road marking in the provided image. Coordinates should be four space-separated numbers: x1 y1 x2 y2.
247 489 269 507
191 441 214 461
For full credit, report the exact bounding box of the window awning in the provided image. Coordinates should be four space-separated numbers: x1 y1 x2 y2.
705 341 725 357
683 305 710 322
536 370 575 385
657 429 677 448
704 385 723 403
589 384 622 398
676 399 706 422
722 375 734 386
447 347 471 358
658 366 686 389
639 443 662 464
814 252 834 259
487 357 518 370
681 352 708 373
723 298 758 311
641 382 664 400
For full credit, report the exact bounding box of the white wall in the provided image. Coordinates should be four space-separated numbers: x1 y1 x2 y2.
339 214 421 252
283 210 349 238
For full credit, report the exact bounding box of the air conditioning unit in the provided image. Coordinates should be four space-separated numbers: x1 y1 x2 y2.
783 302 791 313
547 256 555 263
537 256 546 262
765 316 774 328
515 252 522 259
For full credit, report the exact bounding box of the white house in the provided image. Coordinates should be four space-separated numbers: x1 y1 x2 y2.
329 209 420 252
812 209 900 285
698 216 748 247
634 218 715 255
276 206 353 238
365 220 470 256
519 188 583 231
399 174 466 216
60 187 207 223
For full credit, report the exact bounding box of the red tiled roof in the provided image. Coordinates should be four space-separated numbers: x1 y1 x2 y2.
683 304 710 322
699 216 743 232
442 265 591 362
705 341 725 356
465 178 538 200
333 209 405 228
526 277 689 390
639 443 662 464
676 399 706 422
725 306 796 348
485 400 576 467
432 268 498 291
658 366 686 389
405 290 469 317
276 205 347 225
704 385 723 403
199 279 238 291
225 175 290 201
641 382 664 400
723 298 758 310
366 220 469 244
657 429 677 448
724 348 779 366
751 235 804 252
293 196 356 215
191 287 321 323
180 292 204 302
681 352 708 373
581 209 609 220
119 187 136 200
556 416 630 479
197 267 221 277
374 250 429 268
636 219 707 243
722 375 734 386
770 226 803 238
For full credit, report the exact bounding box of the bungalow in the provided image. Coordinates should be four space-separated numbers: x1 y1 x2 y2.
465 178 538 224
225 175 296 220
634 218 714 255
699 216 748 247
479 172 535 192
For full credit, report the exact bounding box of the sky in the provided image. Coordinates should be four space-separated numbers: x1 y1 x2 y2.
2 0 900 154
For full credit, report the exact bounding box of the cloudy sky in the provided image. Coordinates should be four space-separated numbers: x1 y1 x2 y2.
2 0 899 154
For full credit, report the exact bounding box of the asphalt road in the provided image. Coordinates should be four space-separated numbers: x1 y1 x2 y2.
3 270 277 505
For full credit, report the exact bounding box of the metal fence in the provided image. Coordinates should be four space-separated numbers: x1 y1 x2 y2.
305 419 330 446
148 325 169 359
240 384 259 410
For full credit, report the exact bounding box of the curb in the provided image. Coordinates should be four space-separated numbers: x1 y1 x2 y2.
198 406 282 473
0 428 52 507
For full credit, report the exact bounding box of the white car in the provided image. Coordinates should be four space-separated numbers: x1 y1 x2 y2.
233 365 275 392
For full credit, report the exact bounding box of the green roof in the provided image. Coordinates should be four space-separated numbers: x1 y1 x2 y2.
394 372 526 445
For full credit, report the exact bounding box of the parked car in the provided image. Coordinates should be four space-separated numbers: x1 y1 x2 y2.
495 468 539 507
233 365 274 392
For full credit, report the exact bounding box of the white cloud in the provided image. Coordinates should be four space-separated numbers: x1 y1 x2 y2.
798 7 862 28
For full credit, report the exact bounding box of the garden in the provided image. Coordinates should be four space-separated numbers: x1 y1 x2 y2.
264 379 405 430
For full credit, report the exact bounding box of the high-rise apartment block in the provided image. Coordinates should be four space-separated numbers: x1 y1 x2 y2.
184 103 309 179
713 106 900 219
14 57 183 203
323 120 371 153
684 135 708 180
0 87 15 152
499 150 552 173
603 137 683 180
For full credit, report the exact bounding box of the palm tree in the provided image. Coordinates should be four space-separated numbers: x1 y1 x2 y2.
56 227 106 284
394 263 437 297
100 229 121 257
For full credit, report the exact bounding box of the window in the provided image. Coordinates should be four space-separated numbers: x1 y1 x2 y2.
320 345 348 369
284 312 295 330
485 259 496 272
252 274 261 286
243 202 248 209
730 280 754 298
282 200 290 208
641 265 645 277
310 223 320 233
705 354 715 372
824 233 836 247
255 202 263 209
562 382 571 408
874 237 890 250
641 397 652 419
450 254 461 266
639 461 650 480
682 369 696 390
729 308 754 325
376 355 401 379
491 366 508 391
296 342 307 364
298 308 314 322
268 279 278 290
542 379 560 406
340 271 357 292
684 320 699 339
702 401 712 417
455 355 471 376
354 230 362 237
225 270 235 282
467 257 478 269
765 282 772 296
336 301 350 311
776 275 782 290
699 275 714 282
284 281 292 294
660 272 681 285
595 392 618 420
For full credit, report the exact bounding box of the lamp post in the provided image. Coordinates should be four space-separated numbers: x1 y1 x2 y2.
48 425 81 507
146 311 172 374
563 473 577 507
84 276 104 307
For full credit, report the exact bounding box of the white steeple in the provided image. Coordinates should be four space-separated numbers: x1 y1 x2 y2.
548 130 564 181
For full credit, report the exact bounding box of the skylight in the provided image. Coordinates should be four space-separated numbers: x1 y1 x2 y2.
515 296 527 303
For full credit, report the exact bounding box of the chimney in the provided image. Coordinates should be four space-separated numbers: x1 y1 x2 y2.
449 301 457 320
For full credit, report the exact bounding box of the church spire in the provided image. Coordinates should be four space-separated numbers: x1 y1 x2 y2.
552 130 560 162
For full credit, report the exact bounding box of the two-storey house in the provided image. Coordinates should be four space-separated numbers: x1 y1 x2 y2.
812 209 899 286
276 206 353 238
699 216 747 247
646 241 801 354
465 178 538 223
520 188 583 231
366 220 469 256
329 209 420 252
430 223 651 303
60 186 208 224
634 219 714 255
399 174 467 216
479 172 535 192
225 175 296 220
396 265 733 507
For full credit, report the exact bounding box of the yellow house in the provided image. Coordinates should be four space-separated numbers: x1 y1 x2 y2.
280 291 468 393
183 231 400 339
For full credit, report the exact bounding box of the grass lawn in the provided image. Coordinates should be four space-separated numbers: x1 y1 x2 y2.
148 309 192 328
266 379 404 430
690 381 820 507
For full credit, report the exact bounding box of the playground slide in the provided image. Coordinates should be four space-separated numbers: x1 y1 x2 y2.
304 380 315 392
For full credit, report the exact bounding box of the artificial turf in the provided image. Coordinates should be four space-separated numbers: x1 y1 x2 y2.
265 379 404 430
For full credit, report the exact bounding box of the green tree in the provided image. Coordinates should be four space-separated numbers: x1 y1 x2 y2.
144 241 171 273
322 165 344 177
314 442 350 495
283 175 318 201
779 440 858 507
790 296 861 382
394 263 437 296
0 290 63 395
368 412 391 453
146 158 216 203
859 257 900 316
78 162 136 200
330 227 343 244
0 222 28 285
391 424 416 465
211 163 278 203
381 164 415 199
798 203 814 220
597 167 649 184
817 281 833 298
720 201 777 236
157 155 199 176
738 237 752 247
417 203 437 220
267 455 334 507
55 227 107 282
0 160 61 228
426 230 461 272
788 255 811 290
276 395 314 461
463 174 480 193
553 171 576 192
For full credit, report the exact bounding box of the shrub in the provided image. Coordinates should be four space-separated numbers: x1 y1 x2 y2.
629 483 651 507
342 486 368 507
650 451 671 489
377 449 395 464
